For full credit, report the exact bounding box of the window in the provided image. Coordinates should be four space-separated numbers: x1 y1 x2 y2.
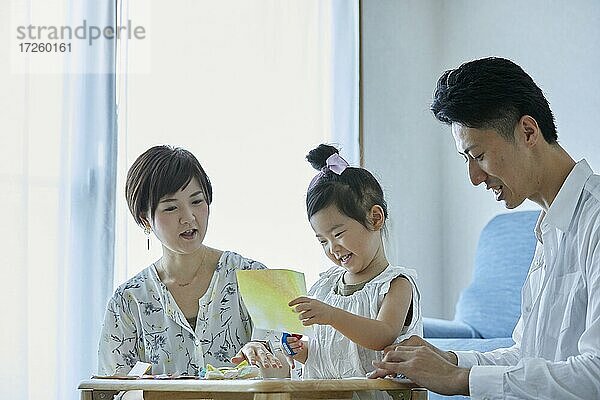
114 1 359 288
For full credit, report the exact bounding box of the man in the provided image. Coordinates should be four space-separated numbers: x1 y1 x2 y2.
368 57 600 399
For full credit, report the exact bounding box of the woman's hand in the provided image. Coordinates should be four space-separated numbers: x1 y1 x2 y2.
289 296 337 326
231 341 283 369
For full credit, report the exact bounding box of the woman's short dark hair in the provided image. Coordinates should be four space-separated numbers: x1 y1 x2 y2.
125 145 212 227
431 57 558 143
306 144 387 230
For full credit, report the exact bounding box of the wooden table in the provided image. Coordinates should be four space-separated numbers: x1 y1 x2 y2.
78 378 427 400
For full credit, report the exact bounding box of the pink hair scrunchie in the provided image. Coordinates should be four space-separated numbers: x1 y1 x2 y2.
308 153 349 190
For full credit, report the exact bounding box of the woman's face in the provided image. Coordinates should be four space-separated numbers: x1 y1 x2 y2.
147 177 209 256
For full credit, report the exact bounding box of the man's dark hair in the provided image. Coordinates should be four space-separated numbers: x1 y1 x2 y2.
431 57 558 143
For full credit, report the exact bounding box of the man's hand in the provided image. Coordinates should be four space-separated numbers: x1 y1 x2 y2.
367 335 470 396
289 296 336 326
231 341 283 369
382 335 458 364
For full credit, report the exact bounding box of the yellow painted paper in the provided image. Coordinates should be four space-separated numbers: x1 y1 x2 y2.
236 269 310 335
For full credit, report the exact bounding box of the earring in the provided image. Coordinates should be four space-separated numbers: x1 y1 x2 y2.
144 226 151 250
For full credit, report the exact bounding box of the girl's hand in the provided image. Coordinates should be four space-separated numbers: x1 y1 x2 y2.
283 333 309 365
289 296 336 326
281 334 304 368
284 334 304 355
231 341 283 369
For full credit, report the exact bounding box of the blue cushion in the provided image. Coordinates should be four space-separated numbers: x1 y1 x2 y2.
455 211 538 338
427 393 469 400
423 317 480 338
427 392 469 400
429 337 515 352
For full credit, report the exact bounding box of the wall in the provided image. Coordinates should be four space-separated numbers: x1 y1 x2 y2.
116 1 342 288
361 0 600 317
361 0 445 316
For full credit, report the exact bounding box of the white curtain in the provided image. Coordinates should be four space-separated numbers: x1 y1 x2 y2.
57 0 118 398
1 1 117 399
330 0 360 166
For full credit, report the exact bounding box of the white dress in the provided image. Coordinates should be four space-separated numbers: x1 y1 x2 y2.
304 264 423 379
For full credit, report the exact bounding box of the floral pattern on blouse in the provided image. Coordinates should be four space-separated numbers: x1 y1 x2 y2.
97 251 266 376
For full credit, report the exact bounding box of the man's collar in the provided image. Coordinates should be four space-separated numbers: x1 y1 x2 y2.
535 159 593 241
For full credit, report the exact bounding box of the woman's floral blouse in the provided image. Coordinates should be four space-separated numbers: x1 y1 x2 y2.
98 251 266 376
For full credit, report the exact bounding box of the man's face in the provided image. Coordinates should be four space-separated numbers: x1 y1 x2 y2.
452 123 534 209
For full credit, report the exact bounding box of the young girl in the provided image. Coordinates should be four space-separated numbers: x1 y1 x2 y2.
98 145 282 376
287 144 422 381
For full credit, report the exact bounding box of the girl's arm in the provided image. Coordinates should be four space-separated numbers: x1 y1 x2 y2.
289 276 413 351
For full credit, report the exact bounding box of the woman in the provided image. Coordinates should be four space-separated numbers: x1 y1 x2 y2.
98 145 280 376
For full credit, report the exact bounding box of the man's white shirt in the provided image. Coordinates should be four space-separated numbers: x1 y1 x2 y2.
456 159 600 399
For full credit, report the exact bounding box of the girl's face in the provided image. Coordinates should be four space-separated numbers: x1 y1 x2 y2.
309 204 386 278
146 178 209 256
